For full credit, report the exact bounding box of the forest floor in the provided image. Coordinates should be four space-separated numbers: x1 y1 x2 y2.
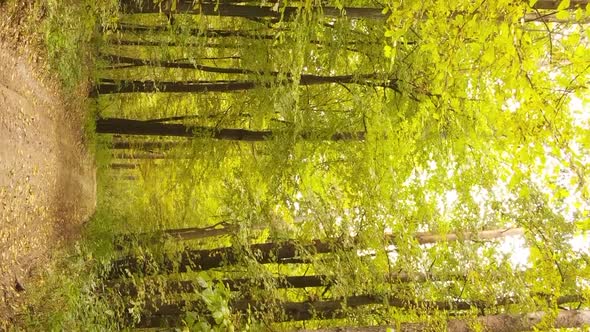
0 2 96 326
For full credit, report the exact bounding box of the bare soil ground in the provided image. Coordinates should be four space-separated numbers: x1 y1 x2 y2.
0 3 96 326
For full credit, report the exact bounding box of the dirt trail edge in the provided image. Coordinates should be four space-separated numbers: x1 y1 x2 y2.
0 45 96 322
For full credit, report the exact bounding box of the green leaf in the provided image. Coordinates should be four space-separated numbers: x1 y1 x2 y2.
384 45 393 57
557 0 570 10
556 9 571 20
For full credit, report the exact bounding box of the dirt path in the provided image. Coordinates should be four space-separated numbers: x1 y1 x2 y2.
0 29 96 325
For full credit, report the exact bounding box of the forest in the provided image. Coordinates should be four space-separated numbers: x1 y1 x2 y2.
1 0 590 331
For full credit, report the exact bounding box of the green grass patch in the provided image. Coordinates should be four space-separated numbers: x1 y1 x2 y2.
39 0 118 91
14 245 120 331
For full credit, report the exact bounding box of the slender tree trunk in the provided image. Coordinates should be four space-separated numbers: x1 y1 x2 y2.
109 140 189 150
113 24 280 39
532 0 588 9
138 294 583 327
114 225 237 249
101 54 254 72
295 310 590 332
102 54 372 77
135 225 236 240
115 271 468 297
96 118 366 141
102 51 240 70
109 163 139 170
116 224 522 245
108 39 237 48
113 152 174 159
108 228 522 278
108 239 330 279
119 175 139 181
91 73 399 95
523 11 590 23
108 25 371 50
115 274 330 297
214 0 590 8
119 1 385 20
118 0 588 22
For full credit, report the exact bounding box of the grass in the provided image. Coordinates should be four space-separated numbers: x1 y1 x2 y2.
39 0 118 91
1 0 117 92
15 245 120 331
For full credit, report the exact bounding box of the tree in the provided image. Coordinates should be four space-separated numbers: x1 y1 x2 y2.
108 228 522 278
119 1 386 20
92 73 398 95
118 0 590 22
135 294 585 327
295 310 590 332
94 0 590 330
96 117 365 141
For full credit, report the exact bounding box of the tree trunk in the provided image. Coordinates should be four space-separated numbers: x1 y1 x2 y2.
103 54 373 76
114 225 237 250
108 228 522 279
113 152 174 159
118 0 588 22
296 310 590 332
108 239 331 279
108 25 369 50
119 1 385 20
109 140 189 150
193 0 590 10
115 271 468 297
532 0 588 10
115 274 329 297
109 163 139 170
101 54 260 73
138 294 583 327
108 39 237 48
91 73 399 95
112 24 281 40
96 118 366 142
116 224 522 246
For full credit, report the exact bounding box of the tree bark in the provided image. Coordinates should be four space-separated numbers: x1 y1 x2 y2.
118 0 588 21
108 39 237 48
108 25 369 51
108 239 331 279
101 54 261 73
109 140 189 150
114 225 237 249
108 228 522 278
112 24 281 40
296 310 590 332
119 1 385 20
115 274 329 297
532 0 588 10
91 73 399 95
138 294 583 326
113 152 174 159
96 118 366 142
109 163 139 170
103 54 374 76
115 271 468 297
